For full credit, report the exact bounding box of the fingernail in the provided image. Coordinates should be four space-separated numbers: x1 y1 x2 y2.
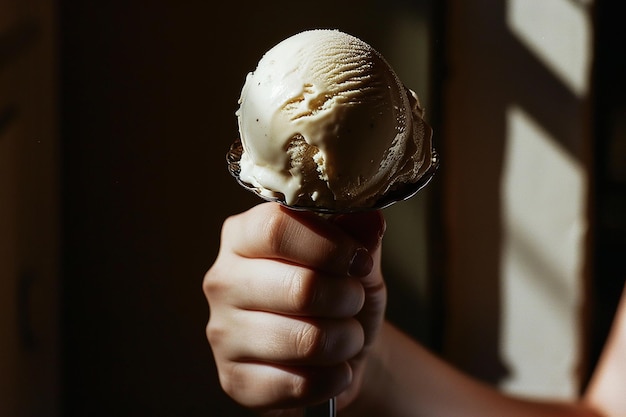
348 248 373 277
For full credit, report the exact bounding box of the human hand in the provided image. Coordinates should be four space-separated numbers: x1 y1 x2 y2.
203 202 387 415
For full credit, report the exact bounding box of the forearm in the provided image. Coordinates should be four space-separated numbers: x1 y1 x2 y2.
583 287 626 416
342 321 602 417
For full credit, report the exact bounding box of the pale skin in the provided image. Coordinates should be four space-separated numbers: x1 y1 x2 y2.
203 202 625 416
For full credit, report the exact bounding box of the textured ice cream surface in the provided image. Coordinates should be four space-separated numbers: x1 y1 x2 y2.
236 29 433 210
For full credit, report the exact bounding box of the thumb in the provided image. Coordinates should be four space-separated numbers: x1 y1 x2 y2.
331 211 386 251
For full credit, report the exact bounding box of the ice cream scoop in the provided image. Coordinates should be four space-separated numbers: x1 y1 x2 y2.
230 29 437 212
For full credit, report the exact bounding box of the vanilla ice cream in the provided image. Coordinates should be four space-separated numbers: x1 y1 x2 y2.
236 29 434 210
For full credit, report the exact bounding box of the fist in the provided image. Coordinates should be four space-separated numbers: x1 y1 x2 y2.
203 203 387 413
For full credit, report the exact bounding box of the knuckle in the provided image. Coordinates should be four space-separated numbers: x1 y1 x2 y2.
288 365 350 405
293 323 325 360
206 317 227 349
289 373 311 401
218 362 247 402
205 322 220 347
202 263 227 301
220 214 239 245
285 268 319 313
262 209 290 256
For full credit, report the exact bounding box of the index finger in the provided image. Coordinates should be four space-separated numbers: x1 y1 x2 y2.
221 202 373 278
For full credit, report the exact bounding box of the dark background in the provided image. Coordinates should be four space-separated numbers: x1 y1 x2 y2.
56 0 625 416
57 1 434 416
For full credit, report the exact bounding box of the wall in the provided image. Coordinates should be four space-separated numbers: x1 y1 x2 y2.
0 0 60 415
441 0 594 399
